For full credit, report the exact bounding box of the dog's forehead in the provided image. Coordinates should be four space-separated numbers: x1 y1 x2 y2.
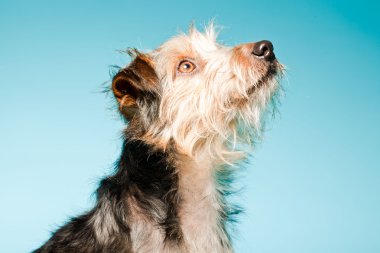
154 29 221 59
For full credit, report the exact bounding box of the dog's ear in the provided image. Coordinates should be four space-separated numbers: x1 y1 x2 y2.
112 54 159 120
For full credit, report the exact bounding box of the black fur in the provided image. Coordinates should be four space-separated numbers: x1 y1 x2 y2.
33 139 181 253
33 50 181 253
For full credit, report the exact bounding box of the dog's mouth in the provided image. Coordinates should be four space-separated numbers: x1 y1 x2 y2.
227 63 280 107
247 62 280 96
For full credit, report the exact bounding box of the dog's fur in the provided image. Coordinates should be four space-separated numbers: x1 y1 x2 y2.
33 25 283 253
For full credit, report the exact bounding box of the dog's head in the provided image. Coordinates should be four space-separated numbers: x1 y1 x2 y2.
112 25 283 162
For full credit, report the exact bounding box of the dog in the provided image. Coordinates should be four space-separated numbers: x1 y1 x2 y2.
33 24 283 253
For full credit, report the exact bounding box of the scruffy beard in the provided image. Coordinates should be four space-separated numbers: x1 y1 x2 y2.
144 57 283 164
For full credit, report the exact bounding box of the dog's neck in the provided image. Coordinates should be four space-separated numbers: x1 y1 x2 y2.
121 134 233 252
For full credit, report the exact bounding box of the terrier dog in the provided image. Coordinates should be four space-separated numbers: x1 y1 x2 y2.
34 25 283 253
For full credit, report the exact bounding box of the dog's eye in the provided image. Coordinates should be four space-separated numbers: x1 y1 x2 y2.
178 60 196 74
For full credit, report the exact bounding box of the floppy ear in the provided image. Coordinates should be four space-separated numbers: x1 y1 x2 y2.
112 54 158 120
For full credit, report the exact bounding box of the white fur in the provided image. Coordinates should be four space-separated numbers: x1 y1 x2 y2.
145 25 283 164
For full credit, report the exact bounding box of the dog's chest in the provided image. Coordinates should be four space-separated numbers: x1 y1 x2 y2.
128 160 232 253
179 192 230 253
176 161 232 253
129 198 231 253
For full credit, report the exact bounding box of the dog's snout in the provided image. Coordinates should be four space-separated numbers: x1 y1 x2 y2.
252 40 275 61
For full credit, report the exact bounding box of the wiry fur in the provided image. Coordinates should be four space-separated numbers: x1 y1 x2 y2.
34 24 283 253
143 25 282 162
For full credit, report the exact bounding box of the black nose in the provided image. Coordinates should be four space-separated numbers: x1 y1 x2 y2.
252 40 275 61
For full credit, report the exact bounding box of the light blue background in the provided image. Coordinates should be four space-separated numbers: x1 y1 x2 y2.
1 0 379 252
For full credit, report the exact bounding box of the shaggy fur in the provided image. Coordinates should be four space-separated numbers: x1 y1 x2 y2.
33 24 284 253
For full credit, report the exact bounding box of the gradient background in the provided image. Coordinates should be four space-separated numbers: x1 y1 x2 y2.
1 0 379 252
